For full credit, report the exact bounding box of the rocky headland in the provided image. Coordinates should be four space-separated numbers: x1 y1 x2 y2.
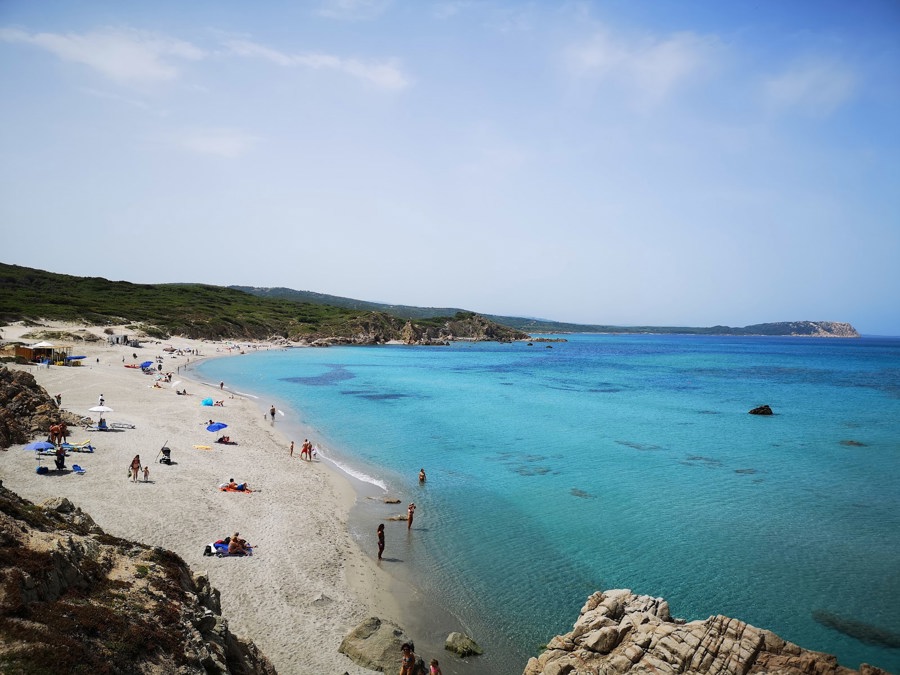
524 589 889 675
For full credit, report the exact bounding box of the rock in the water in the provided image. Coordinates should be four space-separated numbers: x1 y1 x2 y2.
339 616 411 672
749 404 773 415
523 589 889 675
445 631 483 657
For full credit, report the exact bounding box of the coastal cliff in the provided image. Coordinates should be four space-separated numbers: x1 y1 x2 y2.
0 485 276 674
524 589 888 675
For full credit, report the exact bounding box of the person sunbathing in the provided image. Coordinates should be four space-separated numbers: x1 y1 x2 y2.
228 532 250 555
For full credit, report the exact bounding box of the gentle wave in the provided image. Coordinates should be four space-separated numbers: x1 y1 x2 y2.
319 450 387 491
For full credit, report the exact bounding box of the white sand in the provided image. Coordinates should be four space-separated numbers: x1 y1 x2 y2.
0 322 402 674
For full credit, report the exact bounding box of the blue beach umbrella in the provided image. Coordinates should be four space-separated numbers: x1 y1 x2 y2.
207 423 228 433
24 441 55 451
201 397 214 406
140 360 154 369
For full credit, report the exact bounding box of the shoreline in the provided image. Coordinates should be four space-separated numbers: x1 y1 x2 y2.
0 323 404 675
190 352 495 675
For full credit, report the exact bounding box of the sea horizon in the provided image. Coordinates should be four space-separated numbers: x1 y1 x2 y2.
196 334 900 674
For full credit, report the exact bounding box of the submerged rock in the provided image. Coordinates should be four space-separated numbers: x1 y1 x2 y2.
749 404 774 415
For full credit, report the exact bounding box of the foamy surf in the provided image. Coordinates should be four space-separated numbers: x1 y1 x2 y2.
319 450 387 491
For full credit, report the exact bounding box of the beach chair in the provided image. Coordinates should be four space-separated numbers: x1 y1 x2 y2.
110 422 136 429
62 440 95 453
72 465 86 474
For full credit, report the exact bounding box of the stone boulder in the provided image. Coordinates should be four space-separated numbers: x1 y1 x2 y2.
445 631 483 657
749 404 773 415
339 616 411 672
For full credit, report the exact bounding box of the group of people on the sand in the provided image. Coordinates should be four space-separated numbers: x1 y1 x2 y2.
209 532 252 556
289 439 316 460
48 421 69 445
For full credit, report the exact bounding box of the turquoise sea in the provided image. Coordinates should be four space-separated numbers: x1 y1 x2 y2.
196 334 900 674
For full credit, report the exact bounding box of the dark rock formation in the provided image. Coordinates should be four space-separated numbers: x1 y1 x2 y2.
749 404 774 415
0 366 86 449
444 631 483 657
523 589 888 675
0 486 277 674
339 616 411 672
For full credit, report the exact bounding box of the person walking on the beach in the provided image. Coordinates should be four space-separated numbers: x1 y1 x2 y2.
377 523 385 560
289 441 294 457
429 659 443 675
269 405 276 423
143 465 150 482
220 381 224 390
130 455 142 483
407 502 416 530
98 393 104 406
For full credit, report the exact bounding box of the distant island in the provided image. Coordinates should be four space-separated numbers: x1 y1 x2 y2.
0 263 858 342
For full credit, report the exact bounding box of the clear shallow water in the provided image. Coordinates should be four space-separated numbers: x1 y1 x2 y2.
197 335 900 673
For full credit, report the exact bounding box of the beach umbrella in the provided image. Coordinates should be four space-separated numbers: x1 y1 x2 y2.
201 397 214 406
140 360 154 368
207 423 228 433
24 441 55 451
88 405 114 413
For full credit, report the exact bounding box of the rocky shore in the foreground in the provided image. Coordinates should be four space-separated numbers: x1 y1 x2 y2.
525 589 890 675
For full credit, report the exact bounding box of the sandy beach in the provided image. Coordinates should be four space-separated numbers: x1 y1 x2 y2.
0 322 404 674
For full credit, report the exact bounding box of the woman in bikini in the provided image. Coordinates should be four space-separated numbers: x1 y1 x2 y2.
130 455 142 482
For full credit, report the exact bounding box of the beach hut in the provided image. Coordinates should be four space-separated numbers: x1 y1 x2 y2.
14 341 71 365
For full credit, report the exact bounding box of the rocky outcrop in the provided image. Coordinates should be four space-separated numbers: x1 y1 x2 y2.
749 404 774 415
299 312 529 347
523 589 888 675
741 322 860 338
0 366 85 449
0 487 277 674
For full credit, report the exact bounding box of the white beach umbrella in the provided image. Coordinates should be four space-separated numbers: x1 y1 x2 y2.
88 405 114 413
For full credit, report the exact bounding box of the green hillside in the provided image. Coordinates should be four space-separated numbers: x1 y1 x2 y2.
0 263 526 343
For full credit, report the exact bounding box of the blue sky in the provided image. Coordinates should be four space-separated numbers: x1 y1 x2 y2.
2 1 898 334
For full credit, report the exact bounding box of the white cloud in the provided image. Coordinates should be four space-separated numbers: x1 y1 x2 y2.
180 129 260 158
226 39 410 90
565 28 717 108
0 27 204 84
763 59 857 115
315 0 392 20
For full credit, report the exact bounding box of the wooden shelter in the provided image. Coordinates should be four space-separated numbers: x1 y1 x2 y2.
14 341 72 365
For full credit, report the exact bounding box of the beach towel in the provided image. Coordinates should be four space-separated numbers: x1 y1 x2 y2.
219 484 252 493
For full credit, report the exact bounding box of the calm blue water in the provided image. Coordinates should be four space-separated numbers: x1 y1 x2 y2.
197 335 900 673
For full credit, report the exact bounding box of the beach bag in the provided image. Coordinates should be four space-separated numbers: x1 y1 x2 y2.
203 544 213 556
